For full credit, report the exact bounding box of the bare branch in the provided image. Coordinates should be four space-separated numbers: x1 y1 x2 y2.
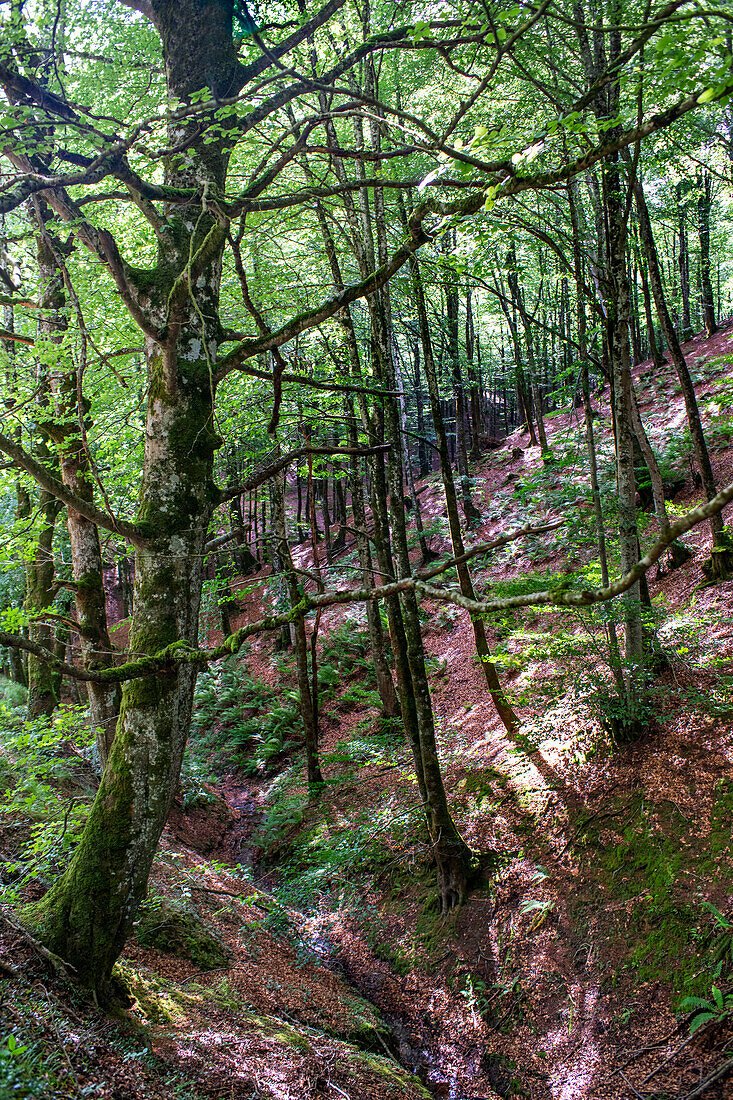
217 444 391 502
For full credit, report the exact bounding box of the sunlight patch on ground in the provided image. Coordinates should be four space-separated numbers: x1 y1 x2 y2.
545 984 601 1099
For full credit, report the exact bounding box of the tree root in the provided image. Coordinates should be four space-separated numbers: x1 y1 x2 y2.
0 908 78 982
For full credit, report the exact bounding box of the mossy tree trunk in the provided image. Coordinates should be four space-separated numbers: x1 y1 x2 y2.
23 483 62 718
24 0 238 995
25 221 65 719
35 215 121 764
605 154 646 692
568 179 626 698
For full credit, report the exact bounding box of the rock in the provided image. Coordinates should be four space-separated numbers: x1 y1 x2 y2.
134 898 230 970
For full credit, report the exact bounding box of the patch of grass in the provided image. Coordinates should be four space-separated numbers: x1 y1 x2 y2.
0 1030 68 1098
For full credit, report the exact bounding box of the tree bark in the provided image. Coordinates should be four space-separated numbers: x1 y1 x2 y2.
24 0 239 994
629 166 724 553
697 168 717 338
35 218 121 763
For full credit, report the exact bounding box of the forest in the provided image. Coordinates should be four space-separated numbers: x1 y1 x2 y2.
0 0 733 1096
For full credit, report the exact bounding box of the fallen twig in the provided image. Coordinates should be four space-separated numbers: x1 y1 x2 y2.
681 1055 733 1099
619 1069 647 1099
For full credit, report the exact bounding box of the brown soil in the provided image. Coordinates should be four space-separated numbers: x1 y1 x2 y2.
4 326 733 1099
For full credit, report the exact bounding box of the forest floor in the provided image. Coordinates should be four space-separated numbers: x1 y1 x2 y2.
3 325 733 1100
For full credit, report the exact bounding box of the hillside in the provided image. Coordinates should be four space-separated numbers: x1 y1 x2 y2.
2 323 733 1100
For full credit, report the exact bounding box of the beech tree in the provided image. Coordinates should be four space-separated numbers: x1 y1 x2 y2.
0 0 732 997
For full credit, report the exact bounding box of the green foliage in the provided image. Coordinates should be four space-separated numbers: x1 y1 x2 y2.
679 984 733 1033
254 732 418 919
0 1032 56 1098
0 700 94 900
266 805 400 915
184 658 302 782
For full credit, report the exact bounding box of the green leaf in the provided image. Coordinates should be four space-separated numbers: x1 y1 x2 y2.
412 20 430 43
679 996 714 1010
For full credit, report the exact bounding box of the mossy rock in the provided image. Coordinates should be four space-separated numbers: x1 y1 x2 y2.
338 1000 400 1057
134 898 230 970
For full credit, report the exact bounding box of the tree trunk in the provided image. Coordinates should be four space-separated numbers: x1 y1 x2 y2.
466 285 483 461
568 179 626 696
605 158 645 687
370 159 470 907
346 419 400 718
629 166 724 558
506 248 550 461
24 483 62 719
498 273 538 446
676 182 693 340
310 193 399 718
697 168 717 338
24 0 239 994
403 216 520 737
35 219 122 763
444 235 480 523
634 233 665 369
274 458 323 787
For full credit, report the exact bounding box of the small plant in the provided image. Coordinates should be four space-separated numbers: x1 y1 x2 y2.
519 897 555 931
0 1032 58 1098
699 902 733 972
679 984 733 1033
458 974 493 1022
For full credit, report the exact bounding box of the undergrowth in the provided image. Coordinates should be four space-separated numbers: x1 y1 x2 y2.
183 620 382 800
0 686 94 901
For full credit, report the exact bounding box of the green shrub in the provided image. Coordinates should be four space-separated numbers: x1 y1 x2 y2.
0 704 94 900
